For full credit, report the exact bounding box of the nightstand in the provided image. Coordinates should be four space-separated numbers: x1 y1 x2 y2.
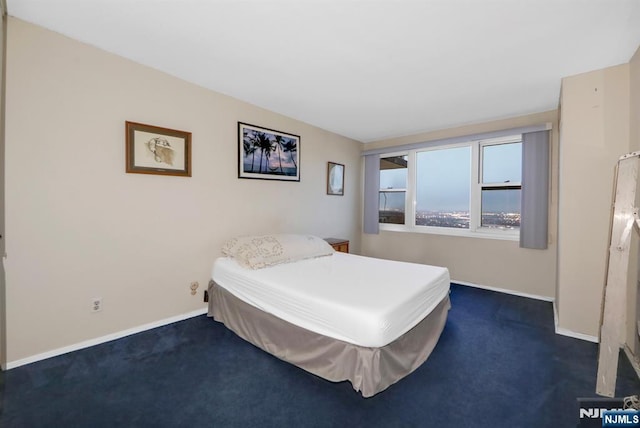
324 238 349 253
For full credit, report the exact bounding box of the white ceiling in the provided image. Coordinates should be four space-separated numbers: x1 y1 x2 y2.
7 0 640 142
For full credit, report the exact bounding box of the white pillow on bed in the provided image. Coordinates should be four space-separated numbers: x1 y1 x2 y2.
221 234 335 269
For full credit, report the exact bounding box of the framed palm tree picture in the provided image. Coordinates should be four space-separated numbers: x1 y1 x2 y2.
238 122 300 181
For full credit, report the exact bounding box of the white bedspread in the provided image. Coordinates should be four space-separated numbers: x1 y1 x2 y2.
212 252 450 347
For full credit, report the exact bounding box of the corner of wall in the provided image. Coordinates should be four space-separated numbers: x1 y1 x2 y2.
0 2 7 369
557 62 631 339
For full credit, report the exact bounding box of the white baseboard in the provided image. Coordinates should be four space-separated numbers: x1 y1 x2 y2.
552 301 599 343
554 326 599 343
3 308 208 370
453 279 601 343
452 279 554 302
2 279 604 369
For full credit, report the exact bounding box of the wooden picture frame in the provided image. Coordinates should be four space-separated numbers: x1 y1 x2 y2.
238 122 300 181
126 121 192 177
327 161 345 196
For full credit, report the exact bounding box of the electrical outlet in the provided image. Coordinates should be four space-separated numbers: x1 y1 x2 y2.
91 297 103 313
190 281 199 295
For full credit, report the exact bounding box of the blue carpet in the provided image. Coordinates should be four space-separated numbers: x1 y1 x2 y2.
1 283 639 427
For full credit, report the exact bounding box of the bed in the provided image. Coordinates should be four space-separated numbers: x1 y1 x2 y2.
207 234 451 397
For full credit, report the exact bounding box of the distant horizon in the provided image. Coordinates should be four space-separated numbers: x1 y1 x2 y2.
380 209 520 228
380 208 521 215
379 197 521 214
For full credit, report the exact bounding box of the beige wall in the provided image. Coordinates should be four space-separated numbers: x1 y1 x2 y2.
628 45 640 351
361 110 559 299
3 18 363 365
0 2 6 367
557 64 630 338
630 49 640 175
633 47 640 152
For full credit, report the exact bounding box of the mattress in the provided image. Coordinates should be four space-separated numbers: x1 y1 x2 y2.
212 252 450 347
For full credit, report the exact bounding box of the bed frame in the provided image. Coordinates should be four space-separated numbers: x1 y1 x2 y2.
207 280 450 397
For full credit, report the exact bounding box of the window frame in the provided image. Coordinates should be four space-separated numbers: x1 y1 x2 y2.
476 136 522 233
378 135 521 241
378 152 409 226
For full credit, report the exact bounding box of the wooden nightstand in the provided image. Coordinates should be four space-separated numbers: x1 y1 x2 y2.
324 238 349 253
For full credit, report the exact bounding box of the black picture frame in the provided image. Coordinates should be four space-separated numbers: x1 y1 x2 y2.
238 122 300 181
327 162 345 196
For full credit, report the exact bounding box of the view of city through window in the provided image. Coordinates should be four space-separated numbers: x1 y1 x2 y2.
380 209 520 229
379 142 522 230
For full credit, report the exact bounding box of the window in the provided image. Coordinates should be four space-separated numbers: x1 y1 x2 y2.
480 141 522 230
416 146 471 229
379 155 407 224
378 135 522 239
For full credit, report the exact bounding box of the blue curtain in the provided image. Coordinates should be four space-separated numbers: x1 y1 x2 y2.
363 155 380 234
520 130 550 249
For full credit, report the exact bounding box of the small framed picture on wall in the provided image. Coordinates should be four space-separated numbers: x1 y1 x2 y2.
327 162 344 196
125 121 192 177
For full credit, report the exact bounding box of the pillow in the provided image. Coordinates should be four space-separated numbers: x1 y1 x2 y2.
221 234 335 269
